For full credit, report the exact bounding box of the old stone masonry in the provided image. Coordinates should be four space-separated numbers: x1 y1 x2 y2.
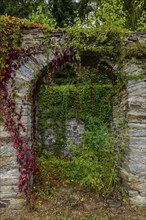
0 28 146 209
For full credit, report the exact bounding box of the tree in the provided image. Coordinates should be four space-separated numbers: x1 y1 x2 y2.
0 0 44 18
29 5 56 28
0 0 145 29
77 0 146 30
50 0 77 27
77 0 101 21
0 0 77 27
123 0 146 30
75 0 126 28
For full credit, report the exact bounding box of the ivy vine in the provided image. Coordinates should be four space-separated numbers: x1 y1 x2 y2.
0 16 45 195
0 15 145 198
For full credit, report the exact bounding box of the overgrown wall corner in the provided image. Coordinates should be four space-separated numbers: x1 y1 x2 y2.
0 29 146 209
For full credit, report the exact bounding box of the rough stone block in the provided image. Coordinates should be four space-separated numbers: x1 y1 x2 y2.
129 137 146 150
0 125 10 138
0 185 18 199
130 195 146 206
25 58 39 71
15 69 31 82
0 156 18 169
129 182 146 192
140 192 146 197
129 190 138 197
33 54 47 66
124 63 144 76
0 169 19 186
0 142 16 157
120 168 136 182
128 162 146 173
0 200 10 208
9 198 26 209
127 78 146 88
129 129 146 137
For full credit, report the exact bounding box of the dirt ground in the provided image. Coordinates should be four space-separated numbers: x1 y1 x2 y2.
1 185 146 220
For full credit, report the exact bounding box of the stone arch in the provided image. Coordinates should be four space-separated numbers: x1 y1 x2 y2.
0 30 71 208
0 29 146 208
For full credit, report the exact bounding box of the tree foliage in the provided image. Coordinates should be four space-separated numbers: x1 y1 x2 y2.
28 5 56 28
0 0 145 30
123 0 146 30
50 0 77 27
0 0 45 18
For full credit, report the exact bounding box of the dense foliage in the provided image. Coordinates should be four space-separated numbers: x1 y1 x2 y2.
0 0 44 18
37 83 113 151
35 70 122 198
0 0 146 30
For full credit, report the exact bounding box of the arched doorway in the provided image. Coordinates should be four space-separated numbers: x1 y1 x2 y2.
0 29 145 208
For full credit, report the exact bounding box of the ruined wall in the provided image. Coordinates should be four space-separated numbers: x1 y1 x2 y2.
0 29 146 208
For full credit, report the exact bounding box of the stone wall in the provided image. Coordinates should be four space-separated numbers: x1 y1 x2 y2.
126 78 146 205
0 29 146 208
0 29 60 209
117 32 146 205
37 118 85 154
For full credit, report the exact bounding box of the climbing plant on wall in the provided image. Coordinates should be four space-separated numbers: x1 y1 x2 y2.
1 14 145 200
37 83 113 149
0 15 46 195
0 15 78 196
34 65 123 199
